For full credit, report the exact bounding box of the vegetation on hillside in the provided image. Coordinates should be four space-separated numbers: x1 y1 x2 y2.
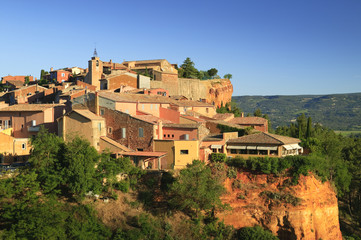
0 128 279 239
232 93 361 131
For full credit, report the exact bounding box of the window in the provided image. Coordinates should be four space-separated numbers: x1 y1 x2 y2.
230 149 237 154
61 73 65 77
167 134 170 137
108 127 112 134
98 123 102 131
21 143 26 150
139 127 144 137
172 134 174 138
180 150 189 155
163 134 166 138
206 108 209 113
137 148 143 152
141 104 144 110
100 109 104 116
121 128 126 138
150 104 153 110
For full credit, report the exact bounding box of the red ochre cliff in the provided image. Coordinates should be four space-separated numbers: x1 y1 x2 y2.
218 172 342 240
203 78 233 108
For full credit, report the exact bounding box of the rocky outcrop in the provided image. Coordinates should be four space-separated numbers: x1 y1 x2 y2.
218 172 342 240
201 79 233 108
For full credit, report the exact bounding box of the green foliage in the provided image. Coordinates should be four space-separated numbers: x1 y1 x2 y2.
207 68 218 78
210 153 227 163
216 101 243 118
254 108 262 117
179 57 200 79
169 160 227 218
237 226 279 240
62 136 100 198
29 126 64 194
227 154 350 193
223 74 232 79
227 166 237 179
233 93 361 131
259 191 302 206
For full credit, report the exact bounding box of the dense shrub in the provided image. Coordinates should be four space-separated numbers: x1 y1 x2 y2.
210 153 227 163
237 226 279 240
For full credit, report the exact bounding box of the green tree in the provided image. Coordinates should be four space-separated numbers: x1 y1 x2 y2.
24 76 30 85
179 57 199 79
223 74 232 79
169 160 226 218
207 68 218 78
62 137 101 198
306 117 313 139
29 126 65 194
253 108 262 117
296 113 307 139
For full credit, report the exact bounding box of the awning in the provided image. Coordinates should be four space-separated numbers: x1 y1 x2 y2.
247 146 257 150
283 144 302 150
290 144 302 149
257 146 278 151
211 145 222 149
227 146 247 150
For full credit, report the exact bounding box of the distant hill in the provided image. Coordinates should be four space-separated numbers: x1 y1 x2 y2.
232 92 361 131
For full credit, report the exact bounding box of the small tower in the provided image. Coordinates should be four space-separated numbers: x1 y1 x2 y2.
84 49 103 90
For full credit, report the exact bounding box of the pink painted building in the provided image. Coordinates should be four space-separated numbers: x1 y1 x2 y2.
0 104 66 138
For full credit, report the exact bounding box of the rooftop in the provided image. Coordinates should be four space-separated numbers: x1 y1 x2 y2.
227 132 301 145
163 123 199 129
72 109 104 121
100 136 132 152
228 116 267 125
122 151 167 157
0 103 65 112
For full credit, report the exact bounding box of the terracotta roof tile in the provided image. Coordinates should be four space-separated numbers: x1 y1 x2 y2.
163 123 199 129
0 103 65 112
122 151 167 157
181 115 205 123
228 117 267 125
73 109 104 121
227 132 301 145
100 136 132 152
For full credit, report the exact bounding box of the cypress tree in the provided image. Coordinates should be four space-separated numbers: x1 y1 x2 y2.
306 117 312 139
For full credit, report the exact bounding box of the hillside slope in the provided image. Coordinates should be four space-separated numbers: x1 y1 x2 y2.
232 92 361 130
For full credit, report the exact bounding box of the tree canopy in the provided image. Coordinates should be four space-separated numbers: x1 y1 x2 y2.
169 160 226 218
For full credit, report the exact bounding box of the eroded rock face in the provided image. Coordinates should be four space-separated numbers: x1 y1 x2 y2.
218 172 342 240
202 79 233 108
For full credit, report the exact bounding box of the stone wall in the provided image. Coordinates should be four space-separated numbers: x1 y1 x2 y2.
100 107 154 151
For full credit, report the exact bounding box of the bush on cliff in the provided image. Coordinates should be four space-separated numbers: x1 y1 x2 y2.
226 154 351 196
237 226 279 240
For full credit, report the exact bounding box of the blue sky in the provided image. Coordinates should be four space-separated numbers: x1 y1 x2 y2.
1 0 361 96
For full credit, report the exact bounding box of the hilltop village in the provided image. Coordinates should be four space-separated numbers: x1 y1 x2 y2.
0 55 304 169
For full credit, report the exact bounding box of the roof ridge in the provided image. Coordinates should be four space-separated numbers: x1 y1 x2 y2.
263 132 287 145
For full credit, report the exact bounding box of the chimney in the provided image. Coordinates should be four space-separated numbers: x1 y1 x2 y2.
95 92 99 115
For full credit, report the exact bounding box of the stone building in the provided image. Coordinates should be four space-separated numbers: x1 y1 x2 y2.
82 57 233 107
